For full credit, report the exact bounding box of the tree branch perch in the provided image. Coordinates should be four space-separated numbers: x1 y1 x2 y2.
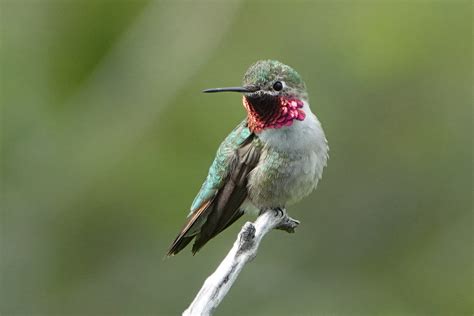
183 209 300 316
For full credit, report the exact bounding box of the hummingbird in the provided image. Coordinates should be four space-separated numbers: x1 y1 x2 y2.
167 60 328 256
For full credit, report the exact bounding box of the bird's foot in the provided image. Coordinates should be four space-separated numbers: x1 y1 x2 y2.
273 207 285 217
276 215 300 233
258 208 300 233
259 207 285 217
272 208 300 233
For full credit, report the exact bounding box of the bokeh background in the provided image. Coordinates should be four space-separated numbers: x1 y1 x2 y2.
1 1 472 315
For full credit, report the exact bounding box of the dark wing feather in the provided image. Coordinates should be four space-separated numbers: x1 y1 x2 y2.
166 200 213 255
167 122 261 256
191 139 260 254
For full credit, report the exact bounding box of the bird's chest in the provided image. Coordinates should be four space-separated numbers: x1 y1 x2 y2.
246 110 328 208
247 150 321 208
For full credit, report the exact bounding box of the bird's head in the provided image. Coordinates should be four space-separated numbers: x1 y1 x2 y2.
204 60 308 133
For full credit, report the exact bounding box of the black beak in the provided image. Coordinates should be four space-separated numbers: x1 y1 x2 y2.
202 86 259 93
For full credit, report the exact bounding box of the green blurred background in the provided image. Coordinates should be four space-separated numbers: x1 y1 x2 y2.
1 1 472 315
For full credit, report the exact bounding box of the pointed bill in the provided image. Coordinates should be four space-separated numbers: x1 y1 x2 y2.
203 86 259 93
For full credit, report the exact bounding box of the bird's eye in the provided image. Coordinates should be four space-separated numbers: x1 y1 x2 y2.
273 81 283 91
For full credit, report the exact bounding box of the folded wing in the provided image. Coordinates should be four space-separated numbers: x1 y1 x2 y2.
167 121 261 256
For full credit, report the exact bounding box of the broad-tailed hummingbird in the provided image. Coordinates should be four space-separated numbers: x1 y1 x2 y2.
168 60 328 255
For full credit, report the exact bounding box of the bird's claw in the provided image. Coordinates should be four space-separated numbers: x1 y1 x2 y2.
273 207 285 217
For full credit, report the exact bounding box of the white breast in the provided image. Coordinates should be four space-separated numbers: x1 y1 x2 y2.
246 101 329 209
258 101 328 168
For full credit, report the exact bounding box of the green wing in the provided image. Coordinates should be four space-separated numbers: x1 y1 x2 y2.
167 120 261 255
190 120 251 213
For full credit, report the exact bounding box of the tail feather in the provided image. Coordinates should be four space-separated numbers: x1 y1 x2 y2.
166 200 212 257
167 235 194 256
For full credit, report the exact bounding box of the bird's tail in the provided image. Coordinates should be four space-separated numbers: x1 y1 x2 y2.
166 199 245 256
166 200 212 256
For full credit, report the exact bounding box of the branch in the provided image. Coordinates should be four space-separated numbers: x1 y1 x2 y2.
183 209 300 316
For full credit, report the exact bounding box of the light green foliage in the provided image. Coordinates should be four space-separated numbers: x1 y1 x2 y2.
1 1 472 315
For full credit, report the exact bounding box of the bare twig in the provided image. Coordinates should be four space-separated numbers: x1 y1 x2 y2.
183 209 299 316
